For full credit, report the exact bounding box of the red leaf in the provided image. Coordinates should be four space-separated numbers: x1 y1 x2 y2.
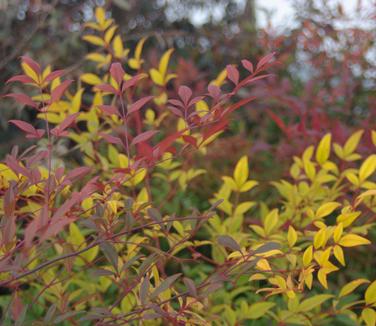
208 84 221 100
95 83 118 94
51 113 79 137
98 105 119 116
5 93 37 108
11 292 24 321
127 96 153 115
267 110 291 138
222 97 256 117
50 80 73 103
44 69 65 82
256 52 276 71
241 74 271 87
178 85 192 106
51 194 80 220
6 74 34 84
40 216 76 242
100 133 122 144
131 130 159 146
21 56 41 74
241 59 254 73
65 166 91 182
122 74 142 89
188 96 204 108
9 120 45 139
226 65 239 85
182 135 197 147
153 130 184 158
202 118 228 142
167 106 183 117
110 62 125 86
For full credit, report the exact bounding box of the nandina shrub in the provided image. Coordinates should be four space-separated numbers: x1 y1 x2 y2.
0 7 375 326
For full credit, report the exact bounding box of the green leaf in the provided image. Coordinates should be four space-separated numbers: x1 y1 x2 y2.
248 302 275 319
298 294 333 312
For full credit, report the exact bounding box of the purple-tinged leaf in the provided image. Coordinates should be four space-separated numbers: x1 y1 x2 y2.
150 274 182 299
217 235 241 252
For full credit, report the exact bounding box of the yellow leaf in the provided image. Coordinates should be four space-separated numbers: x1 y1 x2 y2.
21 62 39 83
69 222 85 246
317 269 329 288
107 200 118 214
129 37 147 69
343 130 363 155
95 7 106 25
42 65 51 82
316 133 331 165
287 226 297 247
362 308 376 326
113 35 124 58
359 154 376 182
82 35 105 47
210 68 227 87
337 211 361 228
303 245 313 267
303 159 316 180
135 37 147 60
333 223 343 243
372 130 376 147
81 73 102 85
104 25 117 44
264 209 279 235
233 155 249 189
338 234 371 247
86 53 107 63
248 302 275 319
256 259 271 271
159 48 174 78
333 245 345 266
149 68 164 86
239 180 258 192
355 189 376 208
234 201 255 216
71 88 84 113
339 278 369 298
313 228 327 249
316 202 340 219
346 172 359 186
305 273 313 289
365 281 376 305
333 143 344 159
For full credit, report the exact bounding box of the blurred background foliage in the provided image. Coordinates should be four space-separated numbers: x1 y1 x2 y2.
0 0 375 179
